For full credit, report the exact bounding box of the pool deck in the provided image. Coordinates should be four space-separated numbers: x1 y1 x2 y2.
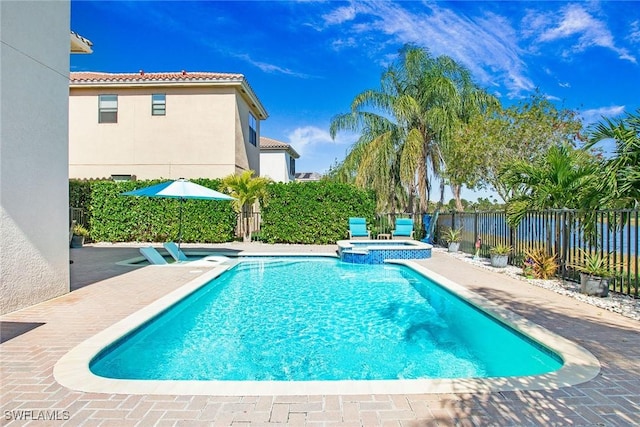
1 242 639 426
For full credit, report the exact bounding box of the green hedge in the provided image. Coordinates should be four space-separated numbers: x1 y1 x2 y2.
70 179 375 244
72 179 235 243
260 181 376 244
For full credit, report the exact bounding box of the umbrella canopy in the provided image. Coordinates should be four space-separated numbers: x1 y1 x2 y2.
121 179 234 246
121 179 234 200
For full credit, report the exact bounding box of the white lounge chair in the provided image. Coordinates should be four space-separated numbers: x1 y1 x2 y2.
139 246 168 265
163 241 189 262
163 241 230 266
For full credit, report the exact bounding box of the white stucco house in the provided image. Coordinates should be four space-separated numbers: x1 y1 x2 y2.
68 71 268 180
259 137 300 183
1 1 92 314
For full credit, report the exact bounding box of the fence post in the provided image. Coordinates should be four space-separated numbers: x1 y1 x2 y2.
561 210 569 279
474 210 478 247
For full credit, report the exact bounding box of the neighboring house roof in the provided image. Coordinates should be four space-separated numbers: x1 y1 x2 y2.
259 137 300 159
69 71 268 119
295 172 322 181
71 31 92 54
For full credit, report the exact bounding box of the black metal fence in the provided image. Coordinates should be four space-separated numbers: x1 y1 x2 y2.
69 207 87 228
437 209 639 298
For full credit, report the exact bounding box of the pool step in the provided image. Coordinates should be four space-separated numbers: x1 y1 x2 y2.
343 249 369 255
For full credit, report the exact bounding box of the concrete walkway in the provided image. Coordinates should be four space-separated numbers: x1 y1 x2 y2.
1 242 638 426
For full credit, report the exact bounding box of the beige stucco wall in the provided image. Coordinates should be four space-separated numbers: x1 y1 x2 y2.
1 1 71 314
70 85 261 180
234 96 261 176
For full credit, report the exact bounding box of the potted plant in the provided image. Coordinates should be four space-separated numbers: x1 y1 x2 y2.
71 224 89 248
571 250 618 297
490 244 511 268
442 227 462 252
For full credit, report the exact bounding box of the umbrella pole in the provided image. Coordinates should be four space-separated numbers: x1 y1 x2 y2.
178 199 183 249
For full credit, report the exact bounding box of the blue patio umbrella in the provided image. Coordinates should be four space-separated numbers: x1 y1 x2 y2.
121 178 234 247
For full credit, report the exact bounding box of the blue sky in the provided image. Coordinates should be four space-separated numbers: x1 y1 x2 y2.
71 1 640 202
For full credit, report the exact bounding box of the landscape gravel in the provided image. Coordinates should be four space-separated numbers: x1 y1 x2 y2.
434 247 640 322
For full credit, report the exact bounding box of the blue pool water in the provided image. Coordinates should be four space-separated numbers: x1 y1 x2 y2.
90 257 562 381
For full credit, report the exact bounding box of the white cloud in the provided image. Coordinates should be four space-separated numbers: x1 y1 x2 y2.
526 5 636 63
287 126 355 156
321 2 534 97
580 105 626 125
331 37 358 51
629 21 640 44
322 5 357 25
559 82 571 88
232 53 312 78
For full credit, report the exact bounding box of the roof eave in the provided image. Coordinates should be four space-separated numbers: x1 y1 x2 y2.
261 146 300 158
239 80 269 120
70 32 93 54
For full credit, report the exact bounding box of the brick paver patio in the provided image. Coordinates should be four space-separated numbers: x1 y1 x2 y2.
1 242 638 426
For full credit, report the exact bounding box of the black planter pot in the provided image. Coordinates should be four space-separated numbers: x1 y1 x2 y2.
70 235 84 248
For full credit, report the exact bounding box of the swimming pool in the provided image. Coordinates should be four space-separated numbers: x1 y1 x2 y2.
55 255 600 395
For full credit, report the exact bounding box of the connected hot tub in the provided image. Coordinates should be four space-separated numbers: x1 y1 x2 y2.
337 239 432 264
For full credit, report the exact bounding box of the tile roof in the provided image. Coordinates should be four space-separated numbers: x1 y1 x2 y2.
260 137 300 158
295 172 322 181
69 71 269 120
70 71 244 83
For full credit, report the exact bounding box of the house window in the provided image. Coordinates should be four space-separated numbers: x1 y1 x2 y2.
152 94 166 116
289 156 296 176
110 174 136 182
249 113 257 146
98 94 118 123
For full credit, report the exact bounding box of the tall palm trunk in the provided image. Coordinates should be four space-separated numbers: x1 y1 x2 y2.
417 141 429 215
451 183 464 212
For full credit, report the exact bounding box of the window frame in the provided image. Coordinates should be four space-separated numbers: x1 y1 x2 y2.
289 155 296 176
98 94 118 123
151 93 166 116
249 113 257 146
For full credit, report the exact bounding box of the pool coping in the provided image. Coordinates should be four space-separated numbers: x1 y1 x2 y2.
53 255 600 396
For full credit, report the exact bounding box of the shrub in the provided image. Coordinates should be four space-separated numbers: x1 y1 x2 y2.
524 248 558 279
570 249 621 278
443 227 463 243
260 181 376 244
79 179 235 243
490 244 512 256
72 224 89 237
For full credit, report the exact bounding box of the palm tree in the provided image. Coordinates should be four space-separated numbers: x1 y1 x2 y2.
220 170 271 242
501 143 599 226
330 45 496 215
502 143 598 257
585 109 640 208
500 143 599 268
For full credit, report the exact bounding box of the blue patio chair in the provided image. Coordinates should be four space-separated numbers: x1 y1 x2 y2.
392 218 414 240
348 217 371 240
139 246 168 265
